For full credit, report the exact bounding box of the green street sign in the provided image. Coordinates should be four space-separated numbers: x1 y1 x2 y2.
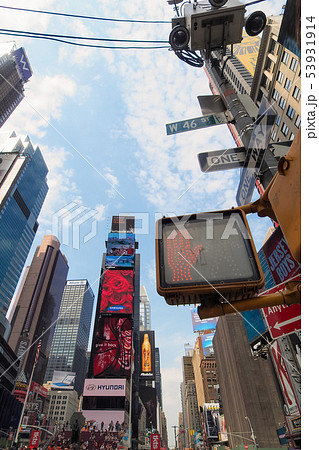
166 112 229 135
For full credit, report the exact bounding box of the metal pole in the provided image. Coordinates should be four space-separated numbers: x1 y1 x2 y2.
245 416 257 449
14 360 36 444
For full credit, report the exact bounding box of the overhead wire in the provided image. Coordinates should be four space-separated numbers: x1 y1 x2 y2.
0 5 171 24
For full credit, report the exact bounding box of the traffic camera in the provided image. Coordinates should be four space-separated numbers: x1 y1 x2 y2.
155 209 264 305
169 0 266 55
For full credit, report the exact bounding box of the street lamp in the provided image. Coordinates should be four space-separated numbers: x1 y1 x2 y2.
244 416 257 449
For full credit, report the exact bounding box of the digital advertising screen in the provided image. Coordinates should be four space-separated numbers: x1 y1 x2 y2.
100 269 134 315
201 333 215 356
51 371 76 390
92 317 133 378
191 307 218 333
139 331 155 381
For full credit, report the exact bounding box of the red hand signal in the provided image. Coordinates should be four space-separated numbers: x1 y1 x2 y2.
167 230 202 282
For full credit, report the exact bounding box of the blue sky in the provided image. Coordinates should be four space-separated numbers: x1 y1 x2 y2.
1 0 288 445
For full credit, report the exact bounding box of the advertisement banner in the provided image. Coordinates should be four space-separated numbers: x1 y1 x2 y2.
92 317 133 378
29 430 41 449
261 227 300 285
107 233 135 256
100 269 134 314
139 385 157 429
203 403 220 441
105 255 134 268
51 371 76 390
139 331 155 381
81 410 125 428
151 433 161 450
111 216 135 233
191 307 217 333
12 47 32 81
83 378 126 397
277 0 301 58
270 340 299 416
201 333 215 356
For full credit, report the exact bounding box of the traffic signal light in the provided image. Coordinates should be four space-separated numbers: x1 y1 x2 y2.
155 208 264 305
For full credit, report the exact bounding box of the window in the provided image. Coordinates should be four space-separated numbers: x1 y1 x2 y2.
279 97 287 110
275 114 281 126
292 86 301 101
286 106 295 119
289 132 295 140
295 115 301 128
277 71 284 84
290 57 298 72
284 78 292 92
269 38 277 54
282 51 290 64
281 123 289 136
272 89 279 101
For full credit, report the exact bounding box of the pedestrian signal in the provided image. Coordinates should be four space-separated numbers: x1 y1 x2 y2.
155 209 264 305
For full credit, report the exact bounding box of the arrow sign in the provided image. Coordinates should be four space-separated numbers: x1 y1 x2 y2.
273 315 301 331
197 147 246 173
166 112 230 135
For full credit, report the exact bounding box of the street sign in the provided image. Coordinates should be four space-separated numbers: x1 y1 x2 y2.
197 147 246 173
236 96 276 206
262 276 301 339
166 112 230 135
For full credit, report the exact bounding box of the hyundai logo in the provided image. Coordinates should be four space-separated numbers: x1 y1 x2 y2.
86 384 96 391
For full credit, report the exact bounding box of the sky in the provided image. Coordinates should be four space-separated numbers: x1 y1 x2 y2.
0 0 292 446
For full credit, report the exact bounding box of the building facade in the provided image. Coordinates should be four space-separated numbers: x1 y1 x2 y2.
8 235 68 385
0 131 48 337
47 389 79 425
44 280 94 395
139 285 151 330
213 314 286 449
0 43 32 128
250 15 301 143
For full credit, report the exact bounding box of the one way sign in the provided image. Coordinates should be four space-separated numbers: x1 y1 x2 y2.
236 97 276 206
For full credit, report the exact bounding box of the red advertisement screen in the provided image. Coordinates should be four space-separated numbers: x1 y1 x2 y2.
100 270 133 314
93 317 133 378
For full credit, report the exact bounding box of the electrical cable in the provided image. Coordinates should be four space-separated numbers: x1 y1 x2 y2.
0 31 169 49
0 27 168 44
173 48 204 67
0 5 170 24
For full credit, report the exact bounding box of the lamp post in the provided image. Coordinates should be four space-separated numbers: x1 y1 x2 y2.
244 416 257 449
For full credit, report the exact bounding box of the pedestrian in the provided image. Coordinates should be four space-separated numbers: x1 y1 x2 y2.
101 421 104 432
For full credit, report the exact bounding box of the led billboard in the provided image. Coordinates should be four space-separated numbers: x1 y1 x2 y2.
139 331 155 381
191 307 217 333
92 317 133 378
83 378 126 397
51 371 76 390
201 333 215 356
107 233 135 255
111 216 135 233
100 269 134 314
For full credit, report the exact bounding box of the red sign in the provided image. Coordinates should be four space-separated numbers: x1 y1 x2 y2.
151 433 161 450
262 276 301 339
29 429 41 448
100 270 134 314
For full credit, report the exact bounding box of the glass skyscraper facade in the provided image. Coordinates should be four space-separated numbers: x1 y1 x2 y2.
44 280 94 394
0 132 48 335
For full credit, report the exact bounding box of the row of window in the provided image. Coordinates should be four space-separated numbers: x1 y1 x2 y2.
272 85 300 104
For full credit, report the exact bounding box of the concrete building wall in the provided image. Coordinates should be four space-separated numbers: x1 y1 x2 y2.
213 314 286 449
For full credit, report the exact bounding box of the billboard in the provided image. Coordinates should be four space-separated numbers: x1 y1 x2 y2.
139 331 155 381
111 215 135 233
139 385 157 429
83 378 126 397
191 307 217 333
51 371 76 390
92 317 133 378
106 233 135 268
12 47 32 81
82 410 125 428
100 269 134 314
203 403 220 441
201 333 215 356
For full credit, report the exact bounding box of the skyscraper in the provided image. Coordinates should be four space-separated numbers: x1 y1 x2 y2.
44 279 95 394
139 285 150 330
0 42 32 127
0 131 48 337
8 235 68 385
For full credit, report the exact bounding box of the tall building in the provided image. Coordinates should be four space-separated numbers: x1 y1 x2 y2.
44 280 95 394
155 347 163 408
139 285 151 330
250 15 301 143
213 314 286 449
0 131 48 337
0 42 32 127
8 235 68 385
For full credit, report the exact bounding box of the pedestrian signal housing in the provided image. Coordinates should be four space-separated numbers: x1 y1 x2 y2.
155 209 264 305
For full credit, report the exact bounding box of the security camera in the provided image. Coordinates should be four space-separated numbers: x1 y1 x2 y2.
180 0 246 52
169 25 190 50
208 0 229 7
245 11 267 36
